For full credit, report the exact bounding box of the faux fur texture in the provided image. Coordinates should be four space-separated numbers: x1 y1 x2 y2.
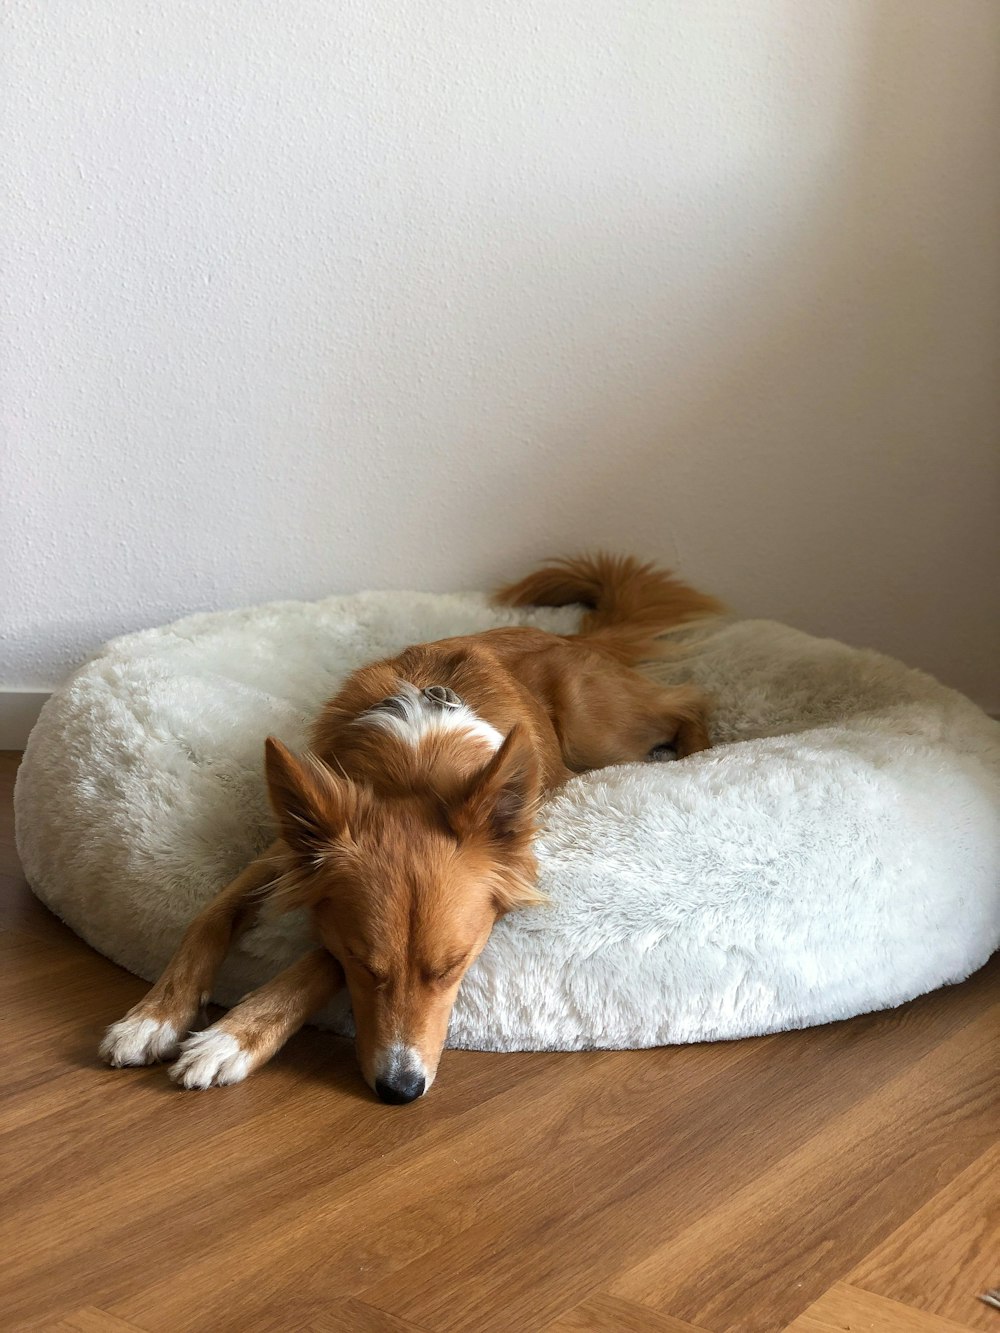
14 592 1000 1050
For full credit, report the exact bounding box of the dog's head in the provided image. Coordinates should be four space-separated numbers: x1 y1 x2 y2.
263 726 541 1103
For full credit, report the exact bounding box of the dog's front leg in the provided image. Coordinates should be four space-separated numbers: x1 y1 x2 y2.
99 840 285 1067
169 948 345 1089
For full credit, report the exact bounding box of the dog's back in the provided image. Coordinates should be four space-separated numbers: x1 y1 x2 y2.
308 553 720 781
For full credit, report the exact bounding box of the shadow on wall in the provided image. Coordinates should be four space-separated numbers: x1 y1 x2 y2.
467 4 997 701
3 3 997 711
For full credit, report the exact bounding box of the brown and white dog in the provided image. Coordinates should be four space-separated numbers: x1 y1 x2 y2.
100 555 720 1103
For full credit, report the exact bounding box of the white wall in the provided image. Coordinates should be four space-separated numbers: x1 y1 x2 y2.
3 0 998 709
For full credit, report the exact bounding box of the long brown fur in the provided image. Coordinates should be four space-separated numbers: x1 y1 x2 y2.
101 554 720 1100
495 551 723 660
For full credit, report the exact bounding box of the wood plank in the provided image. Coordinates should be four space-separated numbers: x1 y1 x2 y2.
41 1309 150 1333
546 1291 707 1331
4 1046 580 1327
849 1144 1000 1331
1 953 624 1329
600 997 998 1333
3 744 999 1333
343 975 1000 1333
0 868 75 944
784 1281 978 1332
181 1299 430 1333
309 1301 430 1332
106 1038 755 1333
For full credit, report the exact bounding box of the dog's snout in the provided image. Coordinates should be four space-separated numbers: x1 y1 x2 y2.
372 1043 429 1104
375 1073 426 1105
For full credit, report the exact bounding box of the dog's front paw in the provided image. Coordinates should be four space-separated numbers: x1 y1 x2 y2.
169 1028 251 1090
100 1013 181 1066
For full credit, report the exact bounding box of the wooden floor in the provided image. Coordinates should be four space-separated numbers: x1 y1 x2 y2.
1 749 997 1333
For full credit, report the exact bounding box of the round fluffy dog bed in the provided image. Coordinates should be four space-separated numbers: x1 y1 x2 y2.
14 592 1000 1050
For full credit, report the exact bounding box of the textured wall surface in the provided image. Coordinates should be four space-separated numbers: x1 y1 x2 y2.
3 0 998 706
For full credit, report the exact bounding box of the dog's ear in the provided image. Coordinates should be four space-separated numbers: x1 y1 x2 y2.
448 725 539 844
264 737 357 860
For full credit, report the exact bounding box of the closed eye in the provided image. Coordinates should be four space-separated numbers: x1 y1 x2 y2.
345 952 387 986
423 957 469 986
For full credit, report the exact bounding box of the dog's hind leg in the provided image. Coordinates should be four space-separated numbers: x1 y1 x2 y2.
99 840 285 1067
655 686 713 759
631 682 713 760
169 947 345 1089
557 672 713 771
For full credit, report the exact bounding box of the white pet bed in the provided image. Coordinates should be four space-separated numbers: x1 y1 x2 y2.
14 592 1000 1050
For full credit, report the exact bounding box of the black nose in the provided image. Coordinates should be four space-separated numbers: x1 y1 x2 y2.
375 1074 426 1105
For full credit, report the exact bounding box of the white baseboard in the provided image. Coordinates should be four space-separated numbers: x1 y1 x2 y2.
0 690 51 750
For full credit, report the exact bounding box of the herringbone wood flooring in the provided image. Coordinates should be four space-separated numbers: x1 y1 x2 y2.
1 752 996 1332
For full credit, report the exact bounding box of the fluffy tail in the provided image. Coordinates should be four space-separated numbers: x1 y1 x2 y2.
495 552 723 662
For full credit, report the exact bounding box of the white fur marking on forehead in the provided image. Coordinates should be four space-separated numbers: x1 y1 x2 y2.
357 681 503 753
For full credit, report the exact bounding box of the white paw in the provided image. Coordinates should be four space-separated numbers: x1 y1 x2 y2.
169 1028 251 1090
100 1014 181 1066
